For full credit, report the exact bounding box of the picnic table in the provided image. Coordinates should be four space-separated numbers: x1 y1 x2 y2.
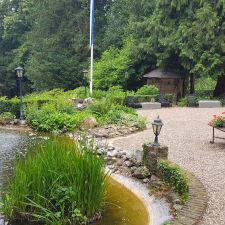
210 126 225 144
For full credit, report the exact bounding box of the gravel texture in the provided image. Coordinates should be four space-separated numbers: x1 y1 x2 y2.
112 107 225 225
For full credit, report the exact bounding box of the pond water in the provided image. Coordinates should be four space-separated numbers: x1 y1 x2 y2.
96 178 148 225
0 130 148 225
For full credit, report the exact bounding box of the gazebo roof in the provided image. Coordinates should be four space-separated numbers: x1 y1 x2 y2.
143 69 183 79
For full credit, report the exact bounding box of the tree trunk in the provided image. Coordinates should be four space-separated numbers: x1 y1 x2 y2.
190 74 195 94
213 75 225 97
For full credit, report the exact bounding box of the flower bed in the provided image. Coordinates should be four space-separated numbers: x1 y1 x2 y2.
208 112 225 127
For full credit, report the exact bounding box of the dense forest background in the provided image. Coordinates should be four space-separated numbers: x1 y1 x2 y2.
0 0 224 97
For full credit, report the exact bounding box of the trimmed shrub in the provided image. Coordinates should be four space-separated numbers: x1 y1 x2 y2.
0 97 20 118
136 85 159 96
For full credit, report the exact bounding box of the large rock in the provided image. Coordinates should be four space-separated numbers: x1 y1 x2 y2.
80 117 98 130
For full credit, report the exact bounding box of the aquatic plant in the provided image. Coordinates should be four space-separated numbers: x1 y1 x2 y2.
1 138 106 225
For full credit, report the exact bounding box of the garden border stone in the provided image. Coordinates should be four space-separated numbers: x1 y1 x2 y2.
199 100 221 108
170 173 207 225
141 102 161 109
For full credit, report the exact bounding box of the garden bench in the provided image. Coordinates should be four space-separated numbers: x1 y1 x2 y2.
210 126 225 144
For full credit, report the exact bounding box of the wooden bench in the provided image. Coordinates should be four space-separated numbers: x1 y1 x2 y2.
210 126 225 143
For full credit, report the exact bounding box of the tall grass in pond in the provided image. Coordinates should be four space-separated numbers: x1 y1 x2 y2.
1 138 106 225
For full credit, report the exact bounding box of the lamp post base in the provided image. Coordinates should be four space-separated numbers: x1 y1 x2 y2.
143 144 169 174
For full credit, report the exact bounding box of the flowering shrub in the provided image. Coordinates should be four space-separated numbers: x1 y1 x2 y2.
208 112 225 127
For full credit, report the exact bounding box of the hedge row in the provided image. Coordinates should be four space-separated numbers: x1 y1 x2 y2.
0 97 53 118
114 94 173 104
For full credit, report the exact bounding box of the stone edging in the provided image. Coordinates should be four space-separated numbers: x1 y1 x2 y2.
170 173 207 225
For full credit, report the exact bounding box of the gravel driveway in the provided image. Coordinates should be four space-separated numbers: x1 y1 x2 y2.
112 107 225 225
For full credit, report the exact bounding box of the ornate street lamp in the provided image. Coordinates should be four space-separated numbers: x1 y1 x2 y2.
124 72 129 100
83 69 88 97
152 116 163 147
15 66 24 121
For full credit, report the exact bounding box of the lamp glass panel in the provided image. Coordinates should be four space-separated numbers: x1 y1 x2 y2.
156 125 162 135
152 124 157 135
17 70 23 77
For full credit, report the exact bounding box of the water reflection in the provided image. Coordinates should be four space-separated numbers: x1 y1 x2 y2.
0 130 29 191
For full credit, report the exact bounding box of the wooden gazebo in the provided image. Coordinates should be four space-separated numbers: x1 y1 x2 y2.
143 69 185 99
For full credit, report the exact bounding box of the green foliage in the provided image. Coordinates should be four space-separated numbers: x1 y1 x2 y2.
26 103 91 133
0 0 225 95
195 77 217 91
102 110 146 129
0 112 15 121
158 160 189 199
195 76 216 99
177 98 187 107
187 95 199 107
94 40 134 90
136 85 159 96
0 112 16 124
0 87 146 132
0 97 20 117
1 138 106 225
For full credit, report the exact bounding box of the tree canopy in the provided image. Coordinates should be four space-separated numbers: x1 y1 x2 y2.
0 0 224 96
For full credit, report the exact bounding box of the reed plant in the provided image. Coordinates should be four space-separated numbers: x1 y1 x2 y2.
1 138 106 225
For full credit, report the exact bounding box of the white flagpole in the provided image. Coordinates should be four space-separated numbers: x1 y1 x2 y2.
90 0 94 96
90 44 94 96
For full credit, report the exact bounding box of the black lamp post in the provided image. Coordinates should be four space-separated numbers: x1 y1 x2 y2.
152 116 163 147
83 69 88 97
15 66 24 121
124 72 129 99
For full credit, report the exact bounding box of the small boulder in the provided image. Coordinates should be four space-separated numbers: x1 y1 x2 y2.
132 166 150 179
150 175 160 182
135 149 143 163
80 117 98 130
173 204 183 211
116 159 124 167
143 178 149 184
107 150 118 158
167 192 181 204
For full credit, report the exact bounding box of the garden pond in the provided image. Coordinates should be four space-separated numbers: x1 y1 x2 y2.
0 130 148 225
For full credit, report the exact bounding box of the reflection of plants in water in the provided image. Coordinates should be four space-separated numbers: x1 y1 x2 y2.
1 138 106 225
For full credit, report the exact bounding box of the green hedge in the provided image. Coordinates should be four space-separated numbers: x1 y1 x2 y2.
0 97 55 118
158 160 189 196
123 94 173 103
0 97 20 118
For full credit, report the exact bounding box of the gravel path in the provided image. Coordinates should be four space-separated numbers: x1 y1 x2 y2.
112 107 225 225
